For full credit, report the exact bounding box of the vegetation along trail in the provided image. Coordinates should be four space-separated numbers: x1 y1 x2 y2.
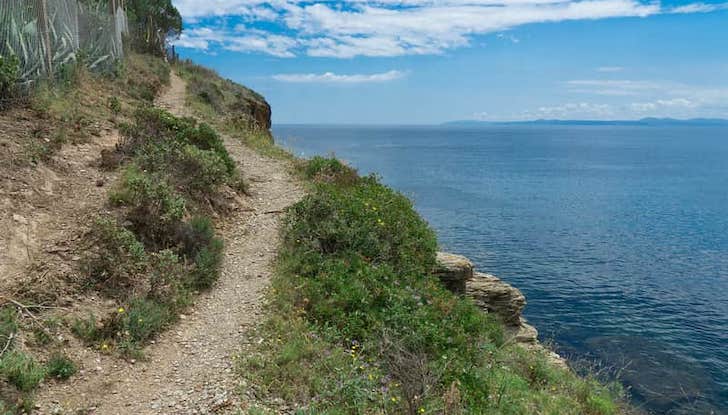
35 73 304 414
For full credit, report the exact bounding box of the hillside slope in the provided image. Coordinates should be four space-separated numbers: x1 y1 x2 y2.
30 74 303 414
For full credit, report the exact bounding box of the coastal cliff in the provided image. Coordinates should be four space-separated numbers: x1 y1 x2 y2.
435 252 566 367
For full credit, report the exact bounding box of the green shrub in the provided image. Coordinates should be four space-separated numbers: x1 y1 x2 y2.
177 144 230 196
0 351 45 392
190 237 224 289
119 108 238 200
110 166 186 247
183 123 236 174
303 156 359 186
176 216 215 258
118 106 193 155
46 353 77 380
71 313 99 344
85 218 148 294
148 249 189 310
0 55 19 104
108 96 122 113
284 176 437 276
114 298 174 355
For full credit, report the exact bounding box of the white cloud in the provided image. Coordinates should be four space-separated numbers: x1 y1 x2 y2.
565 79 665 95
497 33 521 43
272 70 406 83
596 66 624 72
631 98 698 112
669 2 728 13
172 27 299 57
514 79 728 120
171 0 724 58
533 102 615 118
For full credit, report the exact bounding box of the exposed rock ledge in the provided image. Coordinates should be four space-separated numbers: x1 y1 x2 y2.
435 252 567 368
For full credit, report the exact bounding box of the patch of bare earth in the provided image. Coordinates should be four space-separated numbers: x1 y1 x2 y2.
33 73 303 414
0 109 120 304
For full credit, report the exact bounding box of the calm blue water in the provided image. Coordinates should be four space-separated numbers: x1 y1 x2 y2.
273 125 728 414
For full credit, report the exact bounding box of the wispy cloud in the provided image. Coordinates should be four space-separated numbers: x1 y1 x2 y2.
669 2 728 13
272 70 407 83
565 79 664 95
171 0 724 58
596 66 624 72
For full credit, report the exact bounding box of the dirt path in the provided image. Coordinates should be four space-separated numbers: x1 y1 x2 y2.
35 74 303 414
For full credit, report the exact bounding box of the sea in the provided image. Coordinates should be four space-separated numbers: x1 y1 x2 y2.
273 124 728 415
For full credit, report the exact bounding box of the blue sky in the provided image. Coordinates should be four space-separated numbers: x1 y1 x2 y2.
171 0 728 124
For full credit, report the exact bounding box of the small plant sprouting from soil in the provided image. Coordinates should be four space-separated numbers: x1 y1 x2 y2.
46 353 77 380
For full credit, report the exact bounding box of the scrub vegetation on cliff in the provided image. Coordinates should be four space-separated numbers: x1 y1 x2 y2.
235 155 627 414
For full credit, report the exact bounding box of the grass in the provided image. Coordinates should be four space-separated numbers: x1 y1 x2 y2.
0 351 45 392
46 353 76 380
238 156 626 414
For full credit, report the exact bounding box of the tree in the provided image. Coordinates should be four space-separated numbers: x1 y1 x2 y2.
126 0 182 55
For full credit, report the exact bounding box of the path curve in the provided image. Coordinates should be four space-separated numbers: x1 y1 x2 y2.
36 73 303 414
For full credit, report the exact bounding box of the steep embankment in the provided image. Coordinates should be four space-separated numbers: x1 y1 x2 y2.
33 74 302 414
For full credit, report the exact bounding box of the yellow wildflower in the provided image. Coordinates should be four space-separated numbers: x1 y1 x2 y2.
117 307 125 313
419 408 425 414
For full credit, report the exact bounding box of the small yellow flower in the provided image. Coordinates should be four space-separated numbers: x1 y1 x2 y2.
138 318 144 323
419 408 425 414
391 397 398 403
117 307 125 314
100 343 109 351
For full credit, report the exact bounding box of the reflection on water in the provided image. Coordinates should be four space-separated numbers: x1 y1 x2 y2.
274 124 728 414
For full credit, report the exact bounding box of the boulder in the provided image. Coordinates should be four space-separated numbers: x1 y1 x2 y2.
434 252 473 294
504 318 539 344
466 272 525 326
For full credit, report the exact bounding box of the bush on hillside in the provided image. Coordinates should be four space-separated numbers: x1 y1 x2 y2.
284 176 437 276
84 218 148 295
110 166 186 248
147 249 188 309
303 156 359 186
243 160 624 414
119 107 238 200
188 76 225 111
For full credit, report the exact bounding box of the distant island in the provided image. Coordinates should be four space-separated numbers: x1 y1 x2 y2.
443 117 728 127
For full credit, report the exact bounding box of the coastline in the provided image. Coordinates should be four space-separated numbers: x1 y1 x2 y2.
434 252 567 369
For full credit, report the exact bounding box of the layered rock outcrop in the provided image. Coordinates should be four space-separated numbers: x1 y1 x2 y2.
433 252 473 295
434 251 566 367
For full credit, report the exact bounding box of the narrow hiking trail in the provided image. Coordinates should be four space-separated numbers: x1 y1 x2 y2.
35 74 304 414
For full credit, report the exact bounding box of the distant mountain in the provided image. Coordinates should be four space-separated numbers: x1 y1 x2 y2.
443 118 728 127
